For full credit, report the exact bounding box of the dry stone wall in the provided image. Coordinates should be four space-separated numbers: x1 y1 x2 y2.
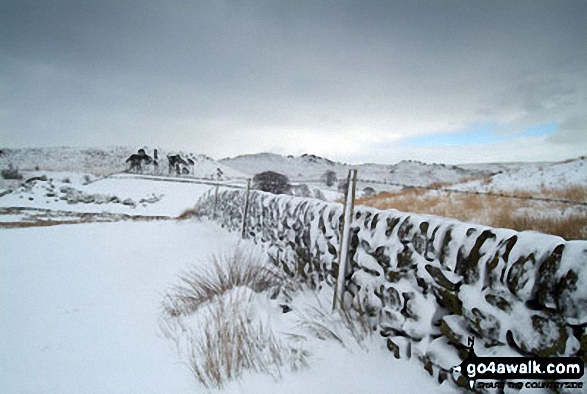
195 189 587 388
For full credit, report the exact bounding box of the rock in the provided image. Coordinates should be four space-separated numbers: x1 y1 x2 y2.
387 338 400 359
506 253 537 297
455 229 496 285
397 244 415 269
464 308 502 346
425 264 461 291
535 244 564 308
485 292 512 313
279 304 292 313
432 287 463 316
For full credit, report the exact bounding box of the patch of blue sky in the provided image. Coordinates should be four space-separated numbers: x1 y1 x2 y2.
402 122 558 147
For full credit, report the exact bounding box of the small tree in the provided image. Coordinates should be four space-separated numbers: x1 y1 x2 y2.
321 170 338 187
252 171 291 195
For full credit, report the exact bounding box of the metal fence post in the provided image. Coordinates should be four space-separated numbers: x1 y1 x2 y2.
333 169 358 310
241 178 251 239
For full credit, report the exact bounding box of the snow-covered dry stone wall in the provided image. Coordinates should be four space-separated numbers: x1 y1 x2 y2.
196 189 587 387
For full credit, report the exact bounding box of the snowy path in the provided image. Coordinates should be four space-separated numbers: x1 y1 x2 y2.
0 220 241 394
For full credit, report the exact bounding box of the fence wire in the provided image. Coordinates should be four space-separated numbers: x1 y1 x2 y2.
292 178 587 207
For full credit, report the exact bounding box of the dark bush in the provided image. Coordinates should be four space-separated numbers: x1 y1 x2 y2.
321 170 338 187
1 164 23 180
252 171 291 195
363 187 377 197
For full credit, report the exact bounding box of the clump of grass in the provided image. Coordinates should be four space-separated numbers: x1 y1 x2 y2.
294 293 374 351
176 207 201 220
183 297 308 388
162 249 287 317
160 248 307 388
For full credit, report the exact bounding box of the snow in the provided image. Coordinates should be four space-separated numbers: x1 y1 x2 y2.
0 173 213 217
454 158 587 193
0 147 247 179
0 221 463 394
0 220 235 394
0 170 463 394
2 149 585 393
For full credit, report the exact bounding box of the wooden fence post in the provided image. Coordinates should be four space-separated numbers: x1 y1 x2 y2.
333 169 358 310
213 184 219 220
241 178 251 239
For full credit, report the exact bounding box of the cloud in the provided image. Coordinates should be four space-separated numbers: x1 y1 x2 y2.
1 1 586 163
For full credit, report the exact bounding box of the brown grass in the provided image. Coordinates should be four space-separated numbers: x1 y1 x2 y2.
356 187 587 240
180 297 308 388
162 250 287 317
176 207 201 220
0 209 173 228
160 249 308 388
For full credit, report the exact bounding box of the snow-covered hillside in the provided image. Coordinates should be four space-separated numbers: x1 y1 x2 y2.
220 152 490 186
0 147 246 179
455 157 587 193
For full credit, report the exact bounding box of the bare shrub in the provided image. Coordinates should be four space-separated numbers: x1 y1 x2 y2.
294 293 373 351
252 171 291 195
1 164 23 180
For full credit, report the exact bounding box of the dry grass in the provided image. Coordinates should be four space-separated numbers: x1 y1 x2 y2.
356 186 587 240
295 294 373 351
0 208 173 228
162 249 287 317
180 297 308 388
160 249 307 388
176 207 201 220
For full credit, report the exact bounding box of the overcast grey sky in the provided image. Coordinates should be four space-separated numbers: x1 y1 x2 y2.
1 1 586 164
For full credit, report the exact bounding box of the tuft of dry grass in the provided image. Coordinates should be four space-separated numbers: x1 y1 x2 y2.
181 297 308 388
356 186 587 240
176 207 201 220
160 249 307 388
162 249 287 317
294 293 374 351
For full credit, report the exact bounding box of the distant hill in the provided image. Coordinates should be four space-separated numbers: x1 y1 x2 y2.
220 153 492 187
0 146 247 179
2 147 583 194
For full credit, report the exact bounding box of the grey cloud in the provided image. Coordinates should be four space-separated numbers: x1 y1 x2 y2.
1 1 586 162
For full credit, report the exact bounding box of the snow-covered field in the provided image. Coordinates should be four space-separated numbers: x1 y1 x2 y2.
0 174 459 394
1 221 229 394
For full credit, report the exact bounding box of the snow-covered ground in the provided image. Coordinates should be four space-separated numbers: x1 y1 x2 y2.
221 152 489 187
0 172 227 219
0 174 460 393
0 220 461 394
0 146 247 179
0 220 236 394
454 158 586 193
1 148 585 393
0 172 464 394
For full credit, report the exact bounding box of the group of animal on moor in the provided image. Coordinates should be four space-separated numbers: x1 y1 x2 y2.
125 148 222 179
